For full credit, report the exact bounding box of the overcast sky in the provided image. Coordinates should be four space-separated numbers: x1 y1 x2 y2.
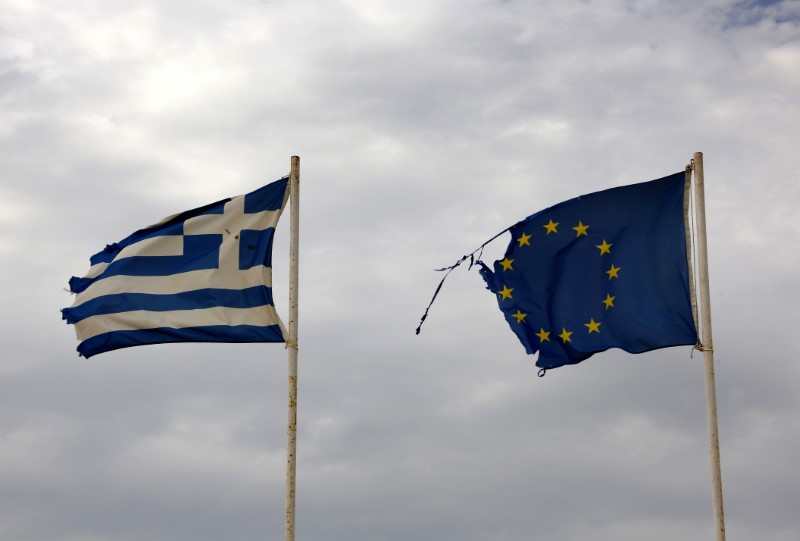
2 0 799 540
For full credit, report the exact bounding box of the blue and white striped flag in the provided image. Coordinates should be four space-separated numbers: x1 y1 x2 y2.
62 177 290 358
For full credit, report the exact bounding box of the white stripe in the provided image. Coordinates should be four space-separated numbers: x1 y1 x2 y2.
183 206 281 235
75 305 284 341
72 266 272 307
85 262 109 279
117 235 184 259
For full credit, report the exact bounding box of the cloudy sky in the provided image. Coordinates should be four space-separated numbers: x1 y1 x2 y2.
2 0 799 539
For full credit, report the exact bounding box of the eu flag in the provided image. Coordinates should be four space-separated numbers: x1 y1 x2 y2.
478 172 698 371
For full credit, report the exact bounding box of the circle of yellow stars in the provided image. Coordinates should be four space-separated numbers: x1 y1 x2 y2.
495 217 621 345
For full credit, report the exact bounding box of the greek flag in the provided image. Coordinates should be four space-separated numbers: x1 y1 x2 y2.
62 177 290 358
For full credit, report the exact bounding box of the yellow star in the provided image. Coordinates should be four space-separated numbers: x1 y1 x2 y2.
596 239 612 255
606 264 621 280
498 285 514 300
602 294 615 310
543 219 559 235
572 220 589 237
499 258 514 271
558 328 573 343
517 233 532 247
512 310 527 324
584 318 601 333
535 328 551 342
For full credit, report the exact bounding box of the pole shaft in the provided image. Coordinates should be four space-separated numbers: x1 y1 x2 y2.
285 156 300 541
693 151 726 541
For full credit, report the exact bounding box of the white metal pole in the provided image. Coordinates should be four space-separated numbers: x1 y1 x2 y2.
285 156 300 541
693 151 726 541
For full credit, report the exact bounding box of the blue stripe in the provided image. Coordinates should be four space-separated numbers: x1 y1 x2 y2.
91 244 121 266
244 177 289 212
71 234 224 294
62 286 275 324
239 228 276 269
76 324 285 358
69 275 95 294
101 234 223 277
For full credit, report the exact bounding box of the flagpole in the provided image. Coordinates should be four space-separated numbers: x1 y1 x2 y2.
285 156 300 541
692 151 726 541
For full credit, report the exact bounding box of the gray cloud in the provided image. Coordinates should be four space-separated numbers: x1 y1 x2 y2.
1 0 799 539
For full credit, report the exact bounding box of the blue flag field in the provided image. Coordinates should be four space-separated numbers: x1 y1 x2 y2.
478 172 698 371
62 177 290 358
